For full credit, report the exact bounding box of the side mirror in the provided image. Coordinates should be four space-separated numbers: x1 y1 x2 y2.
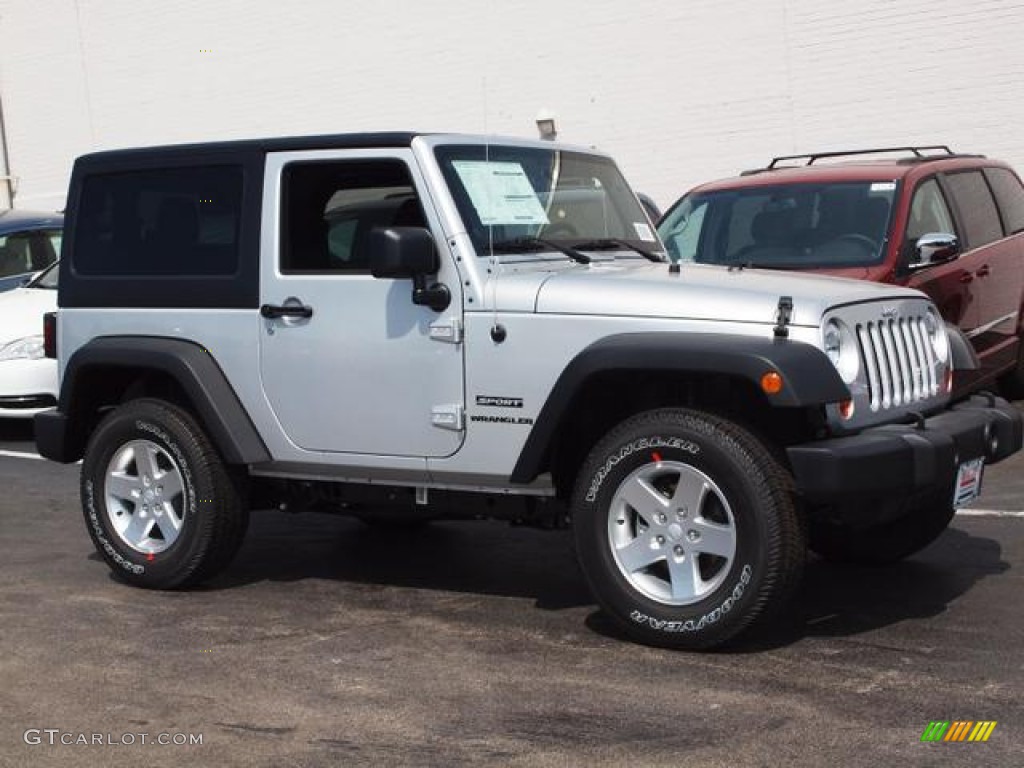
909 232 959 270
368 226 450 312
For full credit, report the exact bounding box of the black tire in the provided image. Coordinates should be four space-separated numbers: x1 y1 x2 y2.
999 343 1024 400
571 408 805 650
808 495 955 565
80 398 248 589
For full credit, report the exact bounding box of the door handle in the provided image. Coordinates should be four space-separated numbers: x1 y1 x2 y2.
260 303 314 319
976 264 991 277
958 272 974 284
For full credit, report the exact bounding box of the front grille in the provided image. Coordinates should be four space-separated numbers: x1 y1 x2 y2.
856 316 938 411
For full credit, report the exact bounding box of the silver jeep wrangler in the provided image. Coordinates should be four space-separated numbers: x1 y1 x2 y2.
36 133 1022 649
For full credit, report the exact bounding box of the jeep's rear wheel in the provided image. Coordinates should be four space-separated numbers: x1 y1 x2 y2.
571 408 805 650
81 398 248 588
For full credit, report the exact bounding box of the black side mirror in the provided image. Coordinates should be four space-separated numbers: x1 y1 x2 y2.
909 232 959 270
368 227 450 312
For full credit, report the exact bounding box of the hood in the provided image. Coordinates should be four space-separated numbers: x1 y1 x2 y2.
526 261 921 326
0 287 57 343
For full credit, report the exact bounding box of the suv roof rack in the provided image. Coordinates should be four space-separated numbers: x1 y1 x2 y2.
739 146 984 176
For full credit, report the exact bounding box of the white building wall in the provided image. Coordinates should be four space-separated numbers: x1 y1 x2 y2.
2 0 1024 212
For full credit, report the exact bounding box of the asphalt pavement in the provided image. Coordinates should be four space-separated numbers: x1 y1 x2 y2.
0 411 1021 768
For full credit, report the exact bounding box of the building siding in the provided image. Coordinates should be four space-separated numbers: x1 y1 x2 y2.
2 0 1023 211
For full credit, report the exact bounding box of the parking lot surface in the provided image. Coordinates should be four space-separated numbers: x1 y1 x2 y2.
1 411 1022 768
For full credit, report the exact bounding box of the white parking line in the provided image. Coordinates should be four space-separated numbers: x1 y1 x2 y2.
956 508 1024 518
0 449 45 461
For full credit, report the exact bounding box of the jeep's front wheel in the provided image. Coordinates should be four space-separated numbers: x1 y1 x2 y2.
80 398 248 589
571 408 805 650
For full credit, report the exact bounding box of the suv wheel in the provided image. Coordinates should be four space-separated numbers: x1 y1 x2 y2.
999 344 1024 400
571 408 805 650
80 398 248 588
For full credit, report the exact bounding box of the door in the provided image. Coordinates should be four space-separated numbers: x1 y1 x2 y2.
259 150 465 457
903 177 978 339
943 169 1023 379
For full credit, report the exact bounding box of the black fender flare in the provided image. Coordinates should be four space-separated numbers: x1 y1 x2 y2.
509 332 849 484
36 336 270 465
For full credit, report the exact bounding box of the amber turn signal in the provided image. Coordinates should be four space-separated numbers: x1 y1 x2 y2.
760 371 784 395
838 399 855 420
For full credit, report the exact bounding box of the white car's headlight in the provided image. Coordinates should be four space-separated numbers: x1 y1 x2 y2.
823 319 859 383
0 335 45 362
924 308 950 364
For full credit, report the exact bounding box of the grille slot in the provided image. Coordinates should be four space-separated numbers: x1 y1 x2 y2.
856 315 938 411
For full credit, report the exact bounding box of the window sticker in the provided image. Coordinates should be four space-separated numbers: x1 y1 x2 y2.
452 161 549 226
870 182 897 192
633 222 656 241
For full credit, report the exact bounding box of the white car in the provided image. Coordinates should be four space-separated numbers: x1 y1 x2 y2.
0 261 57 417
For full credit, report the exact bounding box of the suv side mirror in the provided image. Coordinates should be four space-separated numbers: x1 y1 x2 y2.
909 232 959 270
368 226 450 312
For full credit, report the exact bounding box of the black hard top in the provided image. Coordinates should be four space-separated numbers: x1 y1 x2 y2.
75 132 422 168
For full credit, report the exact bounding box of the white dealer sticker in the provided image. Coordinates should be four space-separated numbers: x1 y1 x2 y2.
452 161 549 226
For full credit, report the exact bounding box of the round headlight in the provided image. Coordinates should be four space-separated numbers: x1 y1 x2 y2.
824 323 842 365
925 308 950 364
823 319 859 383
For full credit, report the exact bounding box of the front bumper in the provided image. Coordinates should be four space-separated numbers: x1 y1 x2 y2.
787 394 1022 506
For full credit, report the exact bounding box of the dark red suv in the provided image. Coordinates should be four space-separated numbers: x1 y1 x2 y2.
658 146 1024 395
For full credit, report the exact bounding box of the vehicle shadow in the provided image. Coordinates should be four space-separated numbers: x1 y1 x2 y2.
193 510 1008 648
586 525 1008 651
0 419 35 442
202 510 591 611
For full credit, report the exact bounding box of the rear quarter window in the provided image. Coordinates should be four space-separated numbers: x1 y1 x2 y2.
73 166 243 276
984 167 1024 235
943 170 1003 248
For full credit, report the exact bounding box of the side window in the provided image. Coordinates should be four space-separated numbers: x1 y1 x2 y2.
984 167 1024 235
281 159 426 273
906 178 956 243
943 170 1003 248
75 166 242 276
0 232 33 277
660 198 707 262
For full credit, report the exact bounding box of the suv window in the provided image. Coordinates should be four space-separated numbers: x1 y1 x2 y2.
658 181 894 267
281 160 426 273
74 166 242 276
906 178 956 244
984 167 1024 235
943 171 1003 248
0 230 60 277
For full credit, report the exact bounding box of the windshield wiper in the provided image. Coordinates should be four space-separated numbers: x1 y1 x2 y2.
489 237 591 264
573 238 663 263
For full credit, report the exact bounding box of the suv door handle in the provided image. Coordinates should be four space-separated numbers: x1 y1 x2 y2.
976 264 991 277
959 272 974 284
260 303 314 319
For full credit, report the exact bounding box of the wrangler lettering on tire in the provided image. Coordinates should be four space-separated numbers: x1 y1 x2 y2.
572 408 805 650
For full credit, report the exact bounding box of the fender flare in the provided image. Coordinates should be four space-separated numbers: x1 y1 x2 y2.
509 332 849 484
37 336 270 465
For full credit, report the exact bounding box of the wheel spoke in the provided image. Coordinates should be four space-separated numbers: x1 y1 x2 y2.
123 512 155 546
133 443 160 481
106 473 142 502
616 537 664 573
156 503 183 536
691 518 735 558
667 555 701 602
670 473 709 518
618 476 669 521
157 469 184 500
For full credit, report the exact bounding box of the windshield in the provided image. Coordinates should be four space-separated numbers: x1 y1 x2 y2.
658 181 897 268
434 144 661 258
28 260 59 289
